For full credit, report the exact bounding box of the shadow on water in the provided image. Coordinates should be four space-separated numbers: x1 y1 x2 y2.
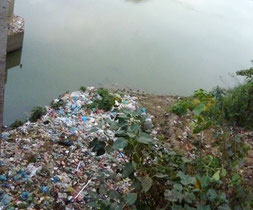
5 49 22 84
0 49 23 132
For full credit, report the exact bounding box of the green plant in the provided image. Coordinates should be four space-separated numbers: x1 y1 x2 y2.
10 120 25 129
208 68 253 128
222 82 253 128
86 104 252 209
169 88 252 208
86 88 116 111
236 67 253 80
170 100 189 116
80 86 87 92
29 106 47 122
170 89 215 134
51 99 65 110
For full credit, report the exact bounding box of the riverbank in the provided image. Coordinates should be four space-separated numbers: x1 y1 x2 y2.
0 87 252 209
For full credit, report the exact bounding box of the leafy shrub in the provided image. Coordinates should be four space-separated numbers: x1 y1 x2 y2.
221 82 253 128
87 88 116 111
86 106 252 209
29 106 47 122
172 79 253 129
170 100 189 116
236 67 253 80
170 89 216 133
209 68 253 128
167 88 252 208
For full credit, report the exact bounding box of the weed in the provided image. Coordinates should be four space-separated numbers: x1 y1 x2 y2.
86 105 252 209
222 82 253 128
51 99 65 110
170 100 188 116
86 88 116 111
10 120 25 129
29 106 47 122
236 67 253 80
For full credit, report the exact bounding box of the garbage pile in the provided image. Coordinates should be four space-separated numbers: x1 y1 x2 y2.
0 87 147 209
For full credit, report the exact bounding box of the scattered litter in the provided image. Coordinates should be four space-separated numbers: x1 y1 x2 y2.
41 186 50 194
0 87 140 209
0 175 7 182
74 179 91 200
20 192 29 201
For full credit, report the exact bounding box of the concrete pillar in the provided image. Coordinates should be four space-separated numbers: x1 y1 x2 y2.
0 0 9 135
8 0 15 23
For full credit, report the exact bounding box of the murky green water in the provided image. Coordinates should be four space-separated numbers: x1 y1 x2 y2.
4 0 253 124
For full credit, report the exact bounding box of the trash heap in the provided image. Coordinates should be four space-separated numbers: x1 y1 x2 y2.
0 87 150 209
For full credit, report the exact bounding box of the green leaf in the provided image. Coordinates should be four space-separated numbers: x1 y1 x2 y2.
115 130 128 137
113 138 128 149
137 134 153 145
109 190 121 200
184 204 197 210
164 190 177 202
99 185 107 195
185 192 196 204
199 176 211 188
193 125 203 134
221 168 227 177
196 205 211 210
193 103 205 115
217 204 231 210
130 124 140 134
173 183 183 191
141 150 150 157
207 189 217 201
122 163 135 178
172 205 185 210
141 175 153 192
102 199 110 206
110 202 124 210
125 193 137 205
132 178 141 190
212 170 220 181
178 171 195 185
181 157 191 163
87 201 98 207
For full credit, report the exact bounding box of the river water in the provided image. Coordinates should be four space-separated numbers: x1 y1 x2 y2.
4 0 253 124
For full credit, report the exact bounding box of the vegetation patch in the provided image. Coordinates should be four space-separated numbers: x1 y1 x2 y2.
51 99 65 110
80 86 87 92
10 119 25 129
86 88 117 111
29 106 47 122
86 99 252 209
